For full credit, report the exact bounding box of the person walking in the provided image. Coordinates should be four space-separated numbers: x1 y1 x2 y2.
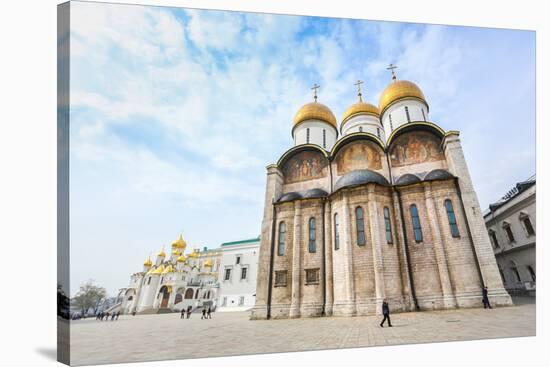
104 312 110 321
186 306 192 319
181 308 186 319
201 307 206 320
207 307 212 319
379 299 392 327
482 286 492 309
116 311 120 320
111 312 116 321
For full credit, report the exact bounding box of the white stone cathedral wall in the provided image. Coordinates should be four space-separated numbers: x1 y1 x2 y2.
341 115 385 141
381 99 429 134
293 120 338 150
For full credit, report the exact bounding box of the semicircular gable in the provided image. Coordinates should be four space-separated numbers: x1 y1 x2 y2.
277 145 329 184
332 135 386 176
388 128 445 168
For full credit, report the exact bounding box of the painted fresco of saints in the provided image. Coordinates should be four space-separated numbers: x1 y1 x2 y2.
283 151 327 183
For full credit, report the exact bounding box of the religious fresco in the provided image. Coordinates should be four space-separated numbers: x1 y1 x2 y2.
282 151 328 184
336 140 383 175
389 131 444 167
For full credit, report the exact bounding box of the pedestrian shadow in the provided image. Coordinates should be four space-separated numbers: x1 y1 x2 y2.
36 347 57 361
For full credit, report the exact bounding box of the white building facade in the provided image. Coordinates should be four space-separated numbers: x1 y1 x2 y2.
217 237 261 312
484 176 536 297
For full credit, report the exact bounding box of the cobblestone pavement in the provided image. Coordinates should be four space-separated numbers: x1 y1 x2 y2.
70 301 535 366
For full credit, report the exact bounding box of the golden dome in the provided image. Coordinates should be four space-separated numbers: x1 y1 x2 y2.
171 234 187 249
188 249 200 258
151 265 165 275
341 102 380 125
157 249 166 257
203 259 213 267
176 255 187 263
379 80 427 115
143 258 152 267
172 249 182 256
293 102 337 129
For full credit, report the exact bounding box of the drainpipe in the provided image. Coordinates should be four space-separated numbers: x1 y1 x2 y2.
396 187 419 310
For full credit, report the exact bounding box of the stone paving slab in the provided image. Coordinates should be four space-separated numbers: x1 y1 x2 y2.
69 303 535 366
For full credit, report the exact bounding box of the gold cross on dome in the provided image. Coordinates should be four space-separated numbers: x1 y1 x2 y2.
387 63 398 80
354 79 364 102
311 83 320 102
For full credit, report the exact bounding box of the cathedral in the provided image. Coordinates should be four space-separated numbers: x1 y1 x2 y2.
119 234 221 314
251 67 512 319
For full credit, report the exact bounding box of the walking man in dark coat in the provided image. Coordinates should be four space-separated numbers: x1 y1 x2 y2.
201 308 206 319
207 307 212 319
380 299 392 327
181 308 186 319
186 306 192 319
482 286 492 309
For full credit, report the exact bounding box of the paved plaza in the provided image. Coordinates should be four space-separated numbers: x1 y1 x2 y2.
69 300 535 366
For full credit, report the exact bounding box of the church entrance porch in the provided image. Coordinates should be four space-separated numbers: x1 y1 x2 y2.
159 286 171 309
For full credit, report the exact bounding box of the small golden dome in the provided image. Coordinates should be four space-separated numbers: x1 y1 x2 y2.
151 265 165 275
293 102 337 129
176 255 187 263
171 234 187 249
188 249 200 258
379 80 427 115
204 259 213 267
143 258 152 267
341 102 380 125
157 249 166 257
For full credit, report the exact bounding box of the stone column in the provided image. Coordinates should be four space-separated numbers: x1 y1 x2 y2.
341 192 356 314
324 200 334 315
424 183 457 308
392 190 415 310
367 185 386 313
289 200 302 318
443 133 512 306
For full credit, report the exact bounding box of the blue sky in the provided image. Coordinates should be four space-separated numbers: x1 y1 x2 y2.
68 1 535 295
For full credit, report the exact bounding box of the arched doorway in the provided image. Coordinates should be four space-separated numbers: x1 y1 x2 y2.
158 286 171 308
184 288 194 299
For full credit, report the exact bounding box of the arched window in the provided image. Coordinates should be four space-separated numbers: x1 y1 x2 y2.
503 222 515 243
527 265 536 282
322 129 326 148
489 230 500 248
355 207 366 246
389 114 393 131
174 294 183 304
359 126 363 132
184 288 194 299
421 108 426 121
377 127 381 138
308 217 316 253
520 214 535 236
384 207 393 244
147 277 151 285
498 265 506 284
444 199 460 237
410 204 423 242
334 213 340 250
405 106 411 122
277 222 286 256
306 128 310 143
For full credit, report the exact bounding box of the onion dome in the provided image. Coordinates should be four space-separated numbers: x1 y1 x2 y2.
293 102 337 129
151 265 165 275
379 80 427 115
171 234 187 250
188 249 200 258
176 255 187 263
172 249 182 256
203 259 213 268
341 101 380 125
143 258 152 267
157 249 166 258
162 264 174 274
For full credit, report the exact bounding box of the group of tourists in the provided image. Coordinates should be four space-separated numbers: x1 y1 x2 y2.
180 306 212 319
96 311 121 321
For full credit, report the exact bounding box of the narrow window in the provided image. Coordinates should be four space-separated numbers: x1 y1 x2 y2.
359 126 363 132
323 129 326 148
511 265 521 282
308 217 316 253
377 127 381 138
334 213 340 250
236 255 241 264
384 207 393 244
410 204 423 242
355 207 366 246
498 266 506 284
444 199 460 237
274 270 287 287
222 296 227 306
224 268 232 281
306 128 310 143
147 277 151 285
389 114 394 131
238 296 245 305
305 268 320 285
278 222 286 256
527 265 536 281
504 224 515 243
490 230 500 248
241 267 247 280
405 106 411 122
523 216 535 236
421 108 426 121
195 289 200 299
